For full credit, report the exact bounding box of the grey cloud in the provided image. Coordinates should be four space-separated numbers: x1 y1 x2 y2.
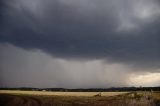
0 0 160 69
0 44 146 88
1 44 160 88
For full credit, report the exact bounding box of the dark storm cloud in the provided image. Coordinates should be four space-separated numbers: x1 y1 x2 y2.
1 44 160 88
0 44 132 88
1 0 160 68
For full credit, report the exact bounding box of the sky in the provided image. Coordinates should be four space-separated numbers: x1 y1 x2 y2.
0 0 160 88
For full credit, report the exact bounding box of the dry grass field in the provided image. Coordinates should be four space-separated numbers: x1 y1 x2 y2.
0 90 160 106
0 90 127 97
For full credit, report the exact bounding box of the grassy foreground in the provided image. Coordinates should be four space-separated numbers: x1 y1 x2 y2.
0 90 160 106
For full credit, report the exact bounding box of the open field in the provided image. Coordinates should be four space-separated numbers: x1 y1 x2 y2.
0 90 160 106
0 90 127 97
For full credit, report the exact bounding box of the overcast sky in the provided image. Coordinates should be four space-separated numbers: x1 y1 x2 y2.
0 0 160 88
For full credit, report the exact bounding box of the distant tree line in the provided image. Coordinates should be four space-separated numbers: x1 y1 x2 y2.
0 87 160 92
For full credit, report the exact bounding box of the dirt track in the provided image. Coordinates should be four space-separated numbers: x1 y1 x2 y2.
0 95 41 106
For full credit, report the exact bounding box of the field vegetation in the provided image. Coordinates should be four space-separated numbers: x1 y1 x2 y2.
0 90 127 96
0 90 160 106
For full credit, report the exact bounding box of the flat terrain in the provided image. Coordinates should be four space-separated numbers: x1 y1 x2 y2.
0 90 127 96
0 90 160 106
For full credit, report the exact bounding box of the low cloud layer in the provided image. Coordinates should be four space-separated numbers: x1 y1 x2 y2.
0 44 129 88
0 0 160 88
1 44 160 88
